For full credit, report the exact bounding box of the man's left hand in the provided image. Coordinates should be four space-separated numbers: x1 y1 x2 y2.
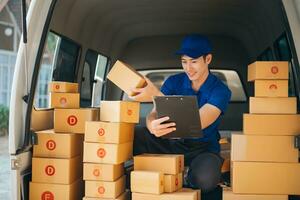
129 77 163 102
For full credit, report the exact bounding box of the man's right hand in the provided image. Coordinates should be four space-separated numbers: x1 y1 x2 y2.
149 116 176 137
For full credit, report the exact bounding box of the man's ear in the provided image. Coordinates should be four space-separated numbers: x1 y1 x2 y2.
205 54 213 64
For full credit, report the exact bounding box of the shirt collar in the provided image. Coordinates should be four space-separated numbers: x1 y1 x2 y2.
183 72 215 93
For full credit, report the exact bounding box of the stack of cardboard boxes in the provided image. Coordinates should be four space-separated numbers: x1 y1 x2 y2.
226 61 300 199
30 81 99 200
131 154 200 200
106 60 201 199
82 100 140 199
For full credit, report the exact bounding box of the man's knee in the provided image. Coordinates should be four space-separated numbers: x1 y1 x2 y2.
133 126 151 155
187 152 223 193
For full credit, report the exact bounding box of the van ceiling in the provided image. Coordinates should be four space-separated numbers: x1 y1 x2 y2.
50 0 285 68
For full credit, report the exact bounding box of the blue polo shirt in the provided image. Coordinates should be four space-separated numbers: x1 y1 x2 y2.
160 72 231 153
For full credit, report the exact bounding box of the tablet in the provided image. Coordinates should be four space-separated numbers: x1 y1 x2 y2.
153 95 203 139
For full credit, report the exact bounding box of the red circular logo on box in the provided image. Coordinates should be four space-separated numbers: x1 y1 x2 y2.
46 140 56 151
59 97 67 105
45 165 55 176
98 186 105 194
98 128 105 136
55 85 60 90
175 178 179 186
127 109 132 116
269 84 278 90
97 148 106 158
271 66 279 74
93 169 101 177
67 115 77 126
42 191 54 200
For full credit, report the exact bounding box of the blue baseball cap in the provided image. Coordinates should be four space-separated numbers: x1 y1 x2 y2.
175 34 212 58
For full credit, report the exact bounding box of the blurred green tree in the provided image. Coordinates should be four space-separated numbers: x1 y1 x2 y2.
0 105 9 136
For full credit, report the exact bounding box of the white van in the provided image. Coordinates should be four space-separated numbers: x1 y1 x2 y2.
9 0 300 199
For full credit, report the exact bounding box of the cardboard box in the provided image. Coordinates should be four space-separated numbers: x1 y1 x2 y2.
29 179 83 200
31 108 54 131
49 81 79 93
100 101 140 123
83 163 124 181
85 121 134 144
131 171 164 194
223 188 288 200
82 191 129 200
33 129 84 158
32 156 82 184
164 173 183 193
249 97 297 114
85 176 125 198
134 154 184 175
231 134 298 163
54 108 99 134
83 142 133 164
50 92 80 108
254 80 288 97
232 162 300 195
220 137 231 151
243 114 300 135
248 61 288 81
107 60 146 96
131 188 200 200
220 150 231 173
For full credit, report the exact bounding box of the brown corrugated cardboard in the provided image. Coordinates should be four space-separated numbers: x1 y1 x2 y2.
85 176 126 198
82 191 129 200
54 108 99 134
31 108 53 131
83 163 124 181
85 121 134 144
243 114 300 135
249 97 297 114
50 92 80 108
107 60 146 96
131 171 164 194
220 150 230 173
223 188 288 200
29 179 83 200
232 162 300 195
100 101 140 123
49 81 79 93
32 156 82 184
254 80 288 97
131 188 200 200
83 142 133 164
164 173 183 193
247 61 288 81
33 129 83 158
231 134 298 162
134 154 184 175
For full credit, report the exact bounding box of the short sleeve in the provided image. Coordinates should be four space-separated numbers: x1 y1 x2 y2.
160 76 175 95
207 84 231 115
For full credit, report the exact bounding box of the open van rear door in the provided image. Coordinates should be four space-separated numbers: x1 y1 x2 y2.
9 1 55 199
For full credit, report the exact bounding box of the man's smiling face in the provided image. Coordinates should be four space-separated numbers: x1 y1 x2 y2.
181 54 211 81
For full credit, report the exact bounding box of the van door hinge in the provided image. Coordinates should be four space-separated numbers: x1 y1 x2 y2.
11 158 21 170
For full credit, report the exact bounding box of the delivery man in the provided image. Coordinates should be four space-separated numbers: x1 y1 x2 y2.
130 34 231 194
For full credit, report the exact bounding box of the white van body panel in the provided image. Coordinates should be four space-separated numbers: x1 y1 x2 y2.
283 0 300 61
9 0 52 199
9 0 52 154
10 152 31 200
